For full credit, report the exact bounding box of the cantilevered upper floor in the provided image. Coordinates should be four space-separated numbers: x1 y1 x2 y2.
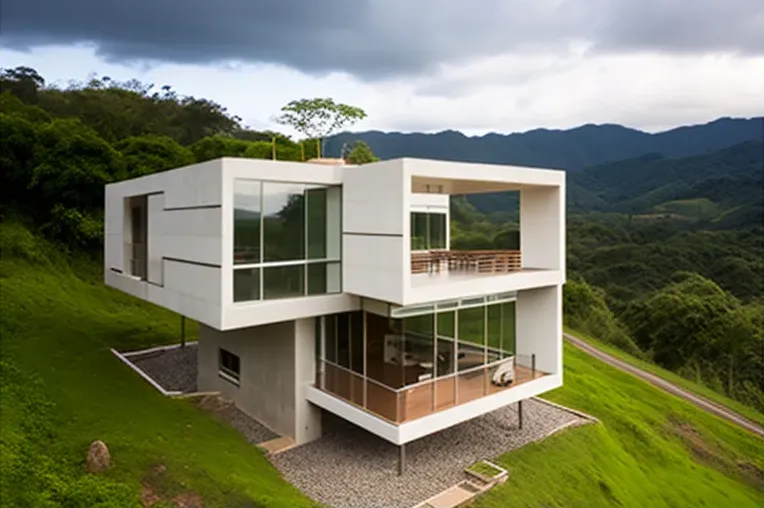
104 157 565 330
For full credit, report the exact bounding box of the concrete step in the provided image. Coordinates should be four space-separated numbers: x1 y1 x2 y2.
258 436 296 455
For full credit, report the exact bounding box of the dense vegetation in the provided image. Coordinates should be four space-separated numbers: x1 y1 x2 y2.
1 65 762 505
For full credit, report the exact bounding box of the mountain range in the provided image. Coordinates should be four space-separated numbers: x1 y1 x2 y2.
327 117 763 228
326 117 762 171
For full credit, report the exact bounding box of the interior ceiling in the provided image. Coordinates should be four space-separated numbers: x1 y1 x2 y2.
411 177 529 195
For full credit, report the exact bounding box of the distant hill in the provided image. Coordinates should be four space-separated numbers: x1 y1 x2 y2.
326 119 762 229
570 141 763 229
326 117 762 172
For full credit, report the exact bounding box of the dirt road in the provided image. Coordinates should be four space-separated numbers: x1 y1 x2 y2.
564 332 764 438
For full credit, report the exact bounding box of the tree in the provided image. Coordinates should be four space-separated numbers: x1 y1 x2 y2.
273 98 366 158
0 113 40 209
189 135 251 162
345 140 380 164
116 135 195 178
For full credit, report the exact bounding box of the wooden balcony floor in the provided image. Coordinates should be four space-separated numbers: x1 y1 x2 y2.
321 364 547 424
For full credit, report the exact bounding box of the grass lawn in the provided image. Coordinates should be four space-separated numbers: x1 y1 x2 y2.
475 342 764 507
467 461 505 480
0 223 313 507
563 325 764 427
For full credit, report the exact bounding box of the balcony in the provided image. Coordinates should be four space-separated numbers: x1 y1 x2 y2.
411 250 522 275
316 354 546 424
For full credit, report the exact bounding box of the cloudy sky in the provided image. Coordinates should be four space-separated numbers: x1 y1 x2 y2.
2 0 763 135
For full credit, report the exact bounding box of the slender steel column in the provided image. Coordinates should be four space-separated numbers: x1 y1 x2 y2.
518 400 524 430
180 315 186 348
398 444 406 476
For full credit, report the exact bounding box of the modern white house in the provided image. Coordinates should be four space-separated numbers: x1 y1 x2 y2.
104 156 565 472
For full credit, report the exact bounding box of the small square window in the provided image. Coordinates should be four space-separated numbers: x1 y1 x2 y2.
219 348 240 385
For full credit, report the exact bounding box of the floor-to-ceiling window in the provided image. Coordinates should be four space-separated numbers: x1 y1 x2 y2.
233 180 342 302
314 292 527 423
410 211 447 251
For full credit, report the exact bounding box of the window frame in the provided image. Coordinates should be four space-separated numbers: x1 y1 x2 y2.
232 179 342 303
410 211 448 251
218 348 241 386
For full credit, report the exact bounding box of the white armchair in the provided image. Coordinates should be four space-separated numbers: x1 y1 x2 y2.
491 357 516 387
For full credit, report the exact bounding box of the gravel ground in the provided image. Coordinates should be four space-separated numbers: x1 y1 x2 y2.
194 394 279 445
130 344 198 393
271 399 589 508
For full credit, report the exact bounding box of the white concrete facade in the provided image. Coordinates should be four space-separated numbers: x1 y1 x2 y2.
104 156 565 447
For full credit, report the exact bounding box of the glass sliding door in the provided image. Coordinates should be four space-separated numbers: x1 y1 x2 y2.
410 211 448 251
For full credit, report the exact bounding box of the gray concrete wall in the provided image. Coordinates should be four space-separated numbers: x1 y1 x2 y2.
198 319 321 443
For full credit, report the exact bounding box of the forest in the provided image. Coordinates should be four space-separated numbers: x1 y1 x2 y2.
1 66 761 413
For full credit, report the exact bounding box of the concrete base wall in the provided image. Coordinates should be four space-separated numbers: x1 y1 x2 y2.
198 319 321 444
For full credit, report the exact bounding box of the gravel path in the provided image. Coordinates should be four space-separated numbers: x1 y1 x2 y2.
131 344 198 393
194 394 279 445
271 398 587 508
564 333 764 437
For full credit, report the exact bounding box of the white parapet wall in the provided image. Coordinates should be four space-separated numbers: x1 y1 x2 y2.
104 159 225 328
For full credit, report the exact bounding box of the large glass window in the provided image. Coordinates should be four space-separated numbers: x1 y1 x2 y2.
500 301 516 358
436 311 455 377
487 304 503 362
430 213 446 249
263 183 305 262
233 268 260 302
263 265 304 299
411 212 428 250
234 181 261 265
403 314 435 381
307 187 327 259
410 211 447 250
457 307 486 371
232 179 341 302
316 295 520 423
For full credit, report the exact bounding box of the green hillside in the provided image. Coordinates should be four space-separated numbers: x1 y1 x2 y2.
0 223 314 508
2 222 762 507
568 141 763 228
477 342 764 508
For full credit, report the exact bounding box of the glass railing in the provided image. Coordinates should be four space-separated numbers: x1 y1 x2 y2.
315 353 543 424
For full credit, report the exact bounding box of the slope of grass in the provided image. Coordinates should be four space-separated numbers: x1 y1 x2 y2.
653 197 721 220
0 222 313 507
564 326 764 427
475 342 764 508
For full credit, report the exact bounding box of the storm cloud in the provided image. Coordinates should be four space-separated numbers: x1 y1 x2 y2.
2 0 763 80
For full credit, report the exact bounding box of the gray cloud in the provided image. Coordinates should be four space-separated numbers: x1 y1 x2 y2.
2 0 763 80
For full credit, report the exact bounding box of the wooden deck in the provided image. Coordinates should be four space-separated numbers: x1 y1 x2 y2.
320 363 546 424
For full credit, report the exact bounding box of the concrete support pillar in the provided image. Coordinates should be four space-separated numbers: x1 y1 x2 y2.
294 318 322 445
